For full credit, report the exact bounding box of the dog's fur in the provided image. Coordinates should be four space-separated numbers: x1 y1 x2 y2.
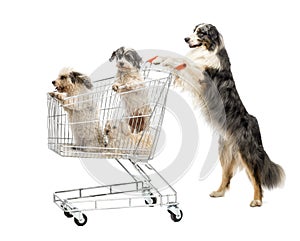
104 120 152 155
153 23 285 207
109 47 151 133
50 68 104 151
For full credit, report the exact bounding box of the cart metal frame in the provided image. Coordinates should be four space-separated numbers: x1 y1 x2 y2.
48 63 184 226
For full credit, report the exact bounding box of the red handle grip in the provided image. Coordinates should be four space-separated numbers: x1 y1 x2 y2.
147 56 158 63
175 63 186 71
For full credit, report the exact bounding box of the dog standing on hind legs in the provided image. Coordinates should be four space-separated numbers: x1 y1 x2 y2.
153 23 285 207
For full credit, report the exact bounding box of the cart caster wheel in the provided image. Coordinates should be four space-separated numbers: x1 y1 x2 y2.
168 209 183 222
64 211 73 218
74 214 88 226
145 196 157 206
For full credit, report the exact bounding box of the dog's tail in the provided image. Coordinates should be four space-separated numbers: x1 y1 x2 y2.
261 151 285 189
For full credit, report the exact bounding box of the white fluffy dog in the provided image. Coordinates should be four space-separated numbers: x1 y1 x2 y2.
49 68 104 151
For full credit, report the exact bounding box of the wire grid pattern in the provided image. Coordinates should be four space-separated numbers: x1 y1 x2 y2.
47 66 173 160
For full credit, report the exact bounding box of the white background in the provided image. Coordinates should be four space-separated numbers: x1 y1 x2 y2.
1 0 299 240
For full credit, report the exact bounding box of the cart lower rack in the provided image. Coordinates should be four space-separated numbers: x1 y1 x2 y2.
54 160 182 225
48 64 183 225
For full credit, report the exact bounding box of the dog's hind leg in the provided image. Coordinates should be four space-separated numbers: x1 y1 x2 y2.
240 153 263 207
238 115 266 207
210 140 238 198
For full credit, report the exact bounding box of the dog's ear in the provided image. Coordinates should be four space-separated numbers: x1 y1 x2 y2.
109 47 125 62
205 25 220 50
109 51 117 62
132 51 143 69
82 75 93 89
70 71 78 84
70 71 93 89
207 25 219 41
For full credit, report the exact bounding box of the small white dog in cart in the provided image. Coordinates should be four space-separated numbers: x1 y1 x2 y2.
49 67 104 151
109 47 152 134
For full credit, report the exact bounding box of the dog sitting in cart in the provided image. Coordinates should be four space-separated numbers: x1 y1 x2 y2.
49 67 105 152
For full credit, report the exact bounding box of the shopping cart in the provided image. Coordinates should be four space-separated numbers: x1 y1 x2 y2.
47 60 186 226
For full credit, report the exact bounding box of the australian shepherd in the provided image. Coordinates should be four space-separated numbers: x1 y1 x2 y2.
153 23 285 207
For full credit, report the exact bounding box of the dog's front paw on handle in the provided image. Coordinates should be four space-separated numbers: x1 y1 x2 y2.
48 92 65 101
112 83 120 92
49 92 62 99
48 92 55 98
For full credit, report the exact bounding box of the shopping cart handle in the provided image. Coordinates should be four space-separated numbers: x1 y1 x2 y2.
175 63 186 71
147 56 186 71
147 56 158 63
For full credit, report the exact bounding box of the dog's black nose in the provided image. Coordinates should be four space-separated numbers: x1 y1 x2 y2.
52 80 56 85
119 62 124 67
184 37 190 43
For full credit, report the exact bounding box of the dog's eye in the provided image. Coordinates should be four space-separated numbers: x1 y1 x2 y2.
60 75 66 80
197 30 204 36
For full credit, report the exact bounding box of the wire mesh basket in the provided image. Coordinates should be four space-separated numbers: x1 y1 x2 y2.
47 66 173 161
48 60 186 225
